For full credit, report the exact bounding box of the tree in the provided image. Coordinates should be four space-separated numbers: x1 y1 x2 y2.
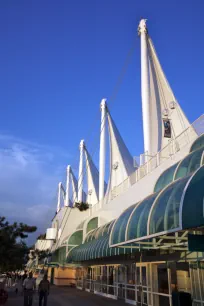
0 216 37 271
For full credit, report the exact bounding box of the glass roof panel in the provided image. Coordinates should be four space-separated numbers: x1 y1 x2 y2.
68 230 83 245
149 176 189 235
154 163 179 193
182 166 204 229
127 193 158 241
190 134 204 153
87 217 98 233
174 147 203 181
111 204 136 245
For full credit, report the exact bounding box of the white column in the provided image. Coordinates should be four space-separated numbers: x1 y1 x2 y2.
57 182 62 213
99 98 107 201
71 172 77 206
78 139 85 202
65 165 70 207
138 19 151 159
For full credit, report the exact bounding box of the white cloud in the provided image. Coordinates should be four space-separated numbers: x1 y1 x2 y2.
0 134 71 244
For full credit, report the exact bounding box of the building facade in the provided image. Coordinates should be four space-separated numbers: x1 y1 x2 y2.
31 19 204 306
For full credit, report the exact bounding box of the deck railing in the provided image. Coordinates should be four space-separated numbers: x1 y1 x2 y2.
90 115 204 213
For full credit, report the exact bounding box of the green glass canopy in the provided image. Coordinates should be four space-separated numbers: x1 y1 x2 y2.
86 217 98 233
110 165 204 247
154 146 204 193
190 133 204 153
67 221 132 263
154 163 179 193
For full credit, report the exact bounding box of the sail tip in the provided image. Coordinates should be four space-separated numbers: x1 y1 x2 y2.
79 139 85 148
138 19 148 35
100 98 107 109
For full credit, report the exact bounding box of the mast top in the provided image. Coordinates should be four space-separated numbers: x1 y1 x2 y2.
79 139 85 149
138 19 148 35
100 98 107 110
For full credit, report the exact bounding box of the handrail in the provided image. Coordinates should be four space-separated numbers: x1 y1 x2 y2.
90 115 204 213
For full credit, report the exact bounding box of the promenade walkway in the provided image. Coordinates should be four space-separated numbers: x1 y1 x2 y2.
6 285 127 306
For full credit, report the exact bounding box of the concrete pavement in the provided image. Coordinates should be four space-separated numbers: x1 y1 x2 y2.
6 286 127 306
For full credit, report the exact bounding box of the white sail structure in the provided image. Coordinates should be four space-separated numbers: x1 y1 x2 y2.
84 147 100 205
98 99 135 203
107 112 135 191
65 165 78 207
56 182 66 212
77 139 102 206
138 19 195 160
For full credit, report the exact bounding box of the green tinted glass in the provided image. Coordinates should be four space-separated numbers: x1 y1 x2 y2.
68 230 83 245
190 134 204 152
111 204 136 245
150 177 189 234
87 217 98 233
58 246 66 264
154 163 178 193
182 166 204 229
127 193 158 240
174 147 203 180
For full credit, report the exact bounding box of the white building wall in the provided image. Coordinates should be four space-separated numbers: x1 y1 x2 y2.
35 239 53 251
51 142 192 247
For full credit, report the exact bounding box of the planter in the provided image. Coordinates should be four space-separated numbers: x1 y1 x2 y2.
75 202 89 211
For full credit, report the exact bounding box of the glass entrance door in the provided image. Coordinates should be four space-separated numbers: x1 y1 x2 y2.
117 265 126 299
136 264 151 306
76 267 84 289
85 267 93 292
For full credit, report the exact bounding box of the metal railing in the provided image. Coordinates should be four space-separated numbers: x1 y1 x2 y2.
89 115 204 213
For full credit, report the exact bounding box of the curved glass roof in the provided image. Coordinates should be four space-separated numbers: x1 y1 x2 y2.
174 147 204 181
154 147 204 193
182 166 204 229
110 165 204 247
68 230 83 245
190 133 204 153
149 176 190 235
67 221 128 262
84 221 114 243
154 163 179 193
87 217 98 233
111 204 136 245
127 193 158 241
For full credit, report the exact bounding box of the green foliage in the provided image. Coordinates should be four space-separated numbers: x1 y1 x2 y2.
75 201 89 211
34 249 50 260
0 216 37 271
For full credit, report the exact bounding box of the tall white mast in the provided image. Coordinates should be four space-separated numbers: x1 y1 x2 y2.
78 139 85 202
65 165 70 207
57 182 62 212
138 19 151 160
99 99 107 201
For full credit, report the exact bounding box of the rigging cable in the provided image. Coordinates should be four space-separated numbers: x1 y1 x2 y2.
54 37 137 250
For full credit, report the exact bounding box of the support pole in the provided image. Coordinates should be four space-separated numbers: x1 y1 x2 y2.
65 165 70 207
138 19 151 160
57 182 62 213
71 171 77 206
78 139 85 202
99 98 107 201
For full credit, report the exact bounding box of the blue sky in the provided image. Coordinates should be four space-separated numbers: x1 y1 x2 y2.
0 0 203 242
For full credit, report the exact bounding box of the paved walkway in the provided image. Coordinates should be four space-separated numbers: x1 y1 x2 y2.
6 286 127 306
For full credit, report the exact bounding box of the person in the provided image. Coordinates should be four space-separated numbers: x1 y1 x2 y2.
22 271 27 282
7 273 12 287
38 274 50 306
23 272 36 306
